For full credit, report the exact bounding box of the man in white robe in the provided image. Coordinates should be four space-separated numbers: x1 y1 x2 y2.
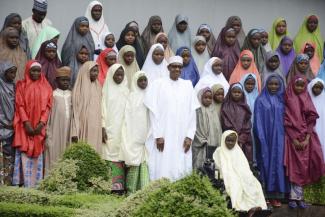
144 56 200 181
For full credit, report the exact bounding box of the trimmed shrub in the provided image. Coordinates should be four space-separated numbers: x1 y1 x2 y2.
304 177 325 205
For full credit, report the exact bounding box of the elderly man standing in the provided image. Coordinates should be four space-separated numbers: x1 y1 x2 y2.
144 56 200 181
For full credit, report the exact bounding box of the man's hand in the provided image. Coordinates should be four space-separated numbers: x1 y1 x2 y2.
183 137 192 153
156 138 164 152
102 127 108 143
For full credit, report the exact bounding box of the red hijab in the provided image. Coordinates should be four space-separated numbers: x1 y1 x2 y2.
96 48 117 86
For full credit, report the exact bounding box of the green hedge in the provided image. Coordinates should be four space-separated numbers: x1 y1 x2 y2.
304 176 325 205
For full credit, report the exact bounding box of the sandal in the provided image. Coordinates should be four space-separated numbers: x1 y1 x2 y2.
270 199 282 208
288 200 298 209
298 201 309 209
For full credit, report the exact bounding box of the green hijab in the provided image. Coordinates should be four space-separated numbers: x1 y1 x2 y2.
268 17 289 50
31 26 60 58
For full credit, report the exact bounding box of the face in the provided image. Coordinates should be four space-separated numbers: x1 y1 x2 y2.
212 60 223 75
213 88 224 103
224 30 236 46
281 40 293 54
124 31 136 45
44 47 57 61
306 17 318 33
77 47 89 64
29 66 41 81
123 51 135 65
137 76 148 89
275 21 287 35
194 40 206 54
91 5 102 21
304 46 315 59
267 77 280 95
240 55 252 70
250 32 261 49
181 49 191 66
78 22 89 36
231 87 243 102
225 133 237 150
151 20 162 34
89 65 99 82
293 79 305 95
152 48 164 65
201 90 213 107
8 16 22 32
244 77 256 93
157 35 168 49
267 55 280 70
231 20 241 34
260 32 268 46
168 63 183 81
105 34 115 48
198 28 211 41
6 32 19 48
312 82 324 96
32 9 46 23
113 67 124 84
105 55 117 66
176 21 188 33
297 60 309 73
4 66 17 82
56 76 70 90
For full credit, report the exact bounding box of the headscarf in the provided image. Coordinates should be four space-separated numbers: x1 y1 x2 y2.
213 130 267 211
260 51 286 86
307 78 325 161
31 26 60 58
191 36 210 76
168 14 192 53
242 29 267 72
196 24 217 55
212 26 240 80
153 32 174 60
118 45 140 89
225 16 246 47
116 26 145 68
12 60 53 158
259 29 272 52
276 36 296 77
96 48 117 86
294 15 324 60
286 54 314 84
70 61 102 154
229 49 261 91
240 73 259 115
85 1 110 50
317 57 325 82
0 27 28 82
0 61 16 140
1 13 31 59
141 43 169 84
141 16 164 56
61 17 95 66
211 83 224 115
268 17 289 50
301 42 321 75
176 47 200 86
99 32 118 53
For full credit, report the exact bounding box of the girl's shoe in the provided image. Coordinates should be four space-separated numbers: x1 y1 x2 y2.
288 200 298 209
298 201 309 209
270 199 282 207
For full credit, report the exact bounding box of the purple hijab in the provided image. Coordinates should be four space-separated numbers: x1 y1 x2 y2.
276 36 296 77
176 47 200 86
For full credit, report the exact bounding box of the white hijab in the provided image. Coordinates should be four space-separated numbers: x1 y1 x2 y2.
307 78 325 162
141 43 169 84
99 31 119 54
191 36 210 76
168 14 192 53
102 63 129 161
213 130 267 211
121 71 149 166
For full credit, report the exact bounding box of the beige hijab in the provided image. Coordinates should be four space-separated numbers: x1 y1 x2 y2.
118 45 140 89
153 32 175 60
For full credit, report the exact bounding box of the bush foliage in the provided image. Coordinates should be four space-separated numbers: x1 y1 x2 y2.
304 177 325 205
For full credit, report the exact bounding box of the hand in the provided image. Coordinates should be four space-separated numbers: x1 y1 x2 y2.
23 121 34 136
183 137 192 153
102 127 108 143
156 138 164 152
3 122 13 130
293 139 303 151
34 122 45 135
301 134 310 150
71 136 78 143
94 49 101 55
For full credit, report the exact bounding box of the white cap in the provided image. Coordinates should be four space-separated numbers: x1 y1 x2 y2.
168 56 183 65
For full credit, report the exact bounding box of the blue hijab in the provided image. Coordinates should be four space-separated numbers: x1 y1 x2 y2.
317 58 325 82
240 73 259 116
176 47 200 86
253 74 289 193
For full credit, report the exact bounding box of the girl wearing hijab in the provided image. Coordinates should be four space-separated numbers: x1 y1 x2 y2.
242 29 267 72
294 15 323 60
301 42 321 75
191 36 210 76
100 32 118 54
61 17 95 66
286 54 314 84
225 16 246 48
259 29 272 52
318 56 325 82
35 40 62 89
213 130 267 213
153 32 174 60
70 61 103 154
118 45 140 89
260 51 286 85
12 60 53 187
168 14 192 53
141 16 164 56
211 83 225 117
176 47 200 86
141 43 169 84
196 24 217 55
121 71 150 193
212 26 240 81
102 64 129 194
96 48 117 86
268 17 289 50
0 62 17 185
31 26 60 59
276 36 296 77
254 75 289 207
1 13 31 59
284 75 325 209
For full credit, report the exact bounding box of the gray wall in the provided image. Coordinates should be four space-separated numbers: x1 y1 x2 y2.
1 0 324 49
